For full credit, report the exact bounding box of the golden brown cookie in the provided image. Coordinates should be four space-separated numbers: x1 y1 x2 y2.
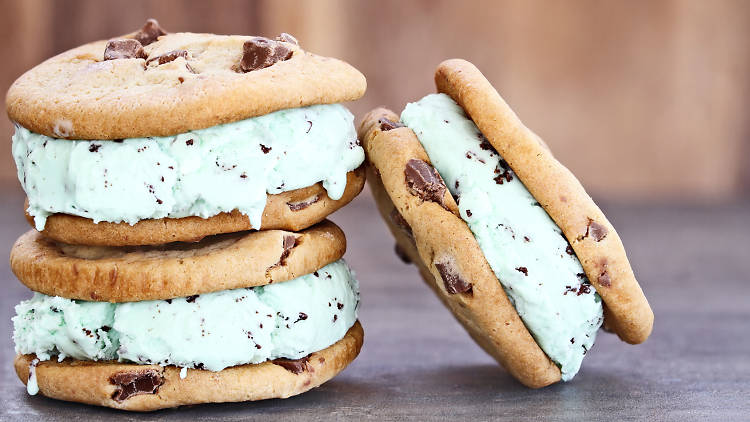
360 109 561 388
27 167 365 246
14 321 363 411
12 220 345 302
434 59 652 345
7 20 366 140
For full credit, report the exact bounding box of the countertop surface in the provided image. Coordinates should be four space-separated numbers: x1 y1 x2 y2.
1 189 748 421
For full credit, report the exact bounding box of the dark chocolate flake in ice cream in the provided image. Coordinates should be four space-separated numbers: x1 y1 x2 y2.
272 356 311 374
516 266 528 276
104 39 146 61
134 18 167 46
239 37 293 72
404 159 448 207
378 118 405 131
260 144 271 154
434 259 473 295
109 369 164 402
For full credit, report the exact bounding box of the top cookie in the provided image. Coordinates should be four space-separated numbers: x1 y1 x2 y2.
434 59 653 345
6 19 366 139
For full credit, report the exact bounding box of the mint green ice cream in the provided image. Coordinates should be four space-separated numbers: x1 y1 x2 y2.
13 104 364 231
401 93 603 381
13 260 359 372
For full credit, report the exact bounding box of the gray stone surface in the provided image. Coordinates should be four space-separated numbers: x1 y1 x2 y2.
1 188 748 421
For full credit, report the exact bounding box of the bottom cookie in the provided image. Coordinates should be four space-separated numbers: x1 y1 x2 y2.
14 321 363 411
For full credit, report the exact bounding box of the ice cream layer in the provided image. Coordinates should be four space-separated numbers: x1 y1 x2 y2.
13 104 364 231
401 94 602 381
13 260 359 372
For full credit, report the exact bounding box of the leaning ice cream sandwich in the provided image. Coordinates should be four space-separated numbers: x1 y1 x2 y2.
358 59 653 388
8 19 366 246
11 220 362 410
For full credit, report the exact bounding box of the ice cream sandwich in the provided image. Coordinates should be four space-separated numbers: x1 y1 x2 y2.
8 19 366 245
7 19 366 410
358 59 653 388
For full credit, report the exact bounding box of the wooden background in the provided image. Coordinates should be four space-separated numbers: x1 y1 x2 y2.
2 0 749 202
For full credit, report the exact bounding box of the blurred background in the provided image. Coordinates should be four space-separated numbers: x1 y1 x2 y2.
1 0 749 202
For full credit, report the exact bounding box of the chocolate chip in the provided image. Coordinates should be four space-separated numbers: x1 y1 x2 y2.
88 144 101 152
434 259 473 295
516 266 528 276
587 219 608 242
239 37 293 72
378 118 405 131
276 32 299 45
598 270 611 287
277 235 298 266
104 39 146 60
134 18 166 46
272 356 310 374
287 195 320 211
404 159 447 207
147 49 188 65
260 144 271 154
109 370 163 402
466 210 472 217
578 283 592 295
389 209 413 239
185 139 194 146
394 243 412 264
566 245 575 255
295 312 308 323
185 295 199 303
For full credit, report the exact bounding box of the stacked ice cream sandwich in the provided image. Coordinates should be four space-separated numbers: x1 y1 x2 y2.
8 20 365 410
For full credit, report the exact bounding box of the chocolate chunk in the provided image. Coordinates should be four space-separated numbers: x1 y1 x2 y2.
260 144 271 154
272 356 310 374
434 259 473 295
88 144 101 152
286 194 320 211
277 235 298 266
109 369 163 402
104 39 146 60
378 118 405 131
516 266 528 276
185 139 194 146
404 159 447 207
134 18 166 46
598 270 611 287
295 312 308 323
389 209 413 239
394 243 412 264
147 49 188 65
185 295 199 303
239 37 293 72
587 219 608 242
276 32 299 45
